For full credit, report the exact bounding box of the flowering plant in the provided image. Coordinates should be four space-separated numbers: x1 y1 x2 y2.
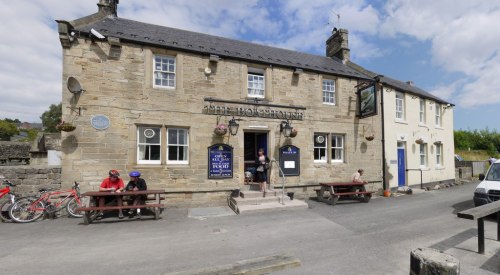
214 124 227 136
56 120 76 132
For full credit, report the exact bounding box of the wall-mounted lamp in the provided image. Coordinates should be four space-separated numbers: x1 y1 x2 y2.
228 117 239 136
293 68 303 75
209 54 220 62
280 120 293 138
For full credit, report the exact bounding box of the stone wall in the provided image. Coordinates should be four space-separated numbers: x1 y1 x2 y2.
0 166 61 195
455 166 472 181
0 142 30 165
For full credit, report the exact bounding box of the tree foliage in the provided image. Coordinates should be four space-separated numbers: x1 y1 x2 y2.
454 129 500 157
40 103 62 133
0 120 20 141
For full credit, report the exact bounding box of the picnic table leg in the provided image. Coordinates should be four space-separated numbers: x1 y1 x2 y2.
154 194 160 220
83 211 92 225
497 212 500 241
478 218 485 254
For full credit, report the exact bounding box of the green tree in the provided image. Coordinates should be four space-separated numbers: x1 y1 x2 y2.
0 120 19 141
4 118 21 124
40 103 62 132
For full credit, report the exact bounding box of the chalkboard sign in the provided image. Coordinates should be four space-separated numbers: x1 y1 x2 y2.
208 144 233 179
279 145 300 176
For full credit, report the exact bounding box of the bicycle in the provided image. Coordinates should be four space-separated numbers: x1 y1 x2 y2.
0 178 18 222
9 182 84 223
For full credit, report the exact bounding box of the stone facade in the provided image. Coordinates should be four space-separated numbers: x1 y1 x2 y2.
60 38 383 206
0 166 61 195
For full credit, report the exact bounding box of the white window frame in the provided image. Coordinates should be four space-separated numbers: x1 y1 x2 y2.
419 143 427 168
153 55 176 89
331 134 344 162
167 128 189 164
137 126 161 165
436 144 442 167
435 104 441 127
396 92 405 120
247 68 265 98
314 133 328 163
322 79 336 105
419 99 426 124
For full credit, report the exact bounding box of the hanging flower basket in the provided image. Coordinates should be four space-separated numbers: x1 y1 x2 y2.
415 138 424 144
56 122 76 132
365 135 375 141
214 124 227 136
289 129 298 138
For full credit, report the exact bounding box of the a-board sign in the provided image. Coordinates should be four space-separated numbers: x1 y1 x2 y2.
208 144 233 179
279 145 300 176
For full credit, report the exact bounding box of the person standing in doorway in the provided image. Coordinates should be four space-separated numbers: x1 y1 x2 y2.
255 148 270 193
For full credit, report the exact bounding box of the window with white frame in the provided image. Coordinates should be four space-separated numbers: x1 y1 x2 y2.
435 104 441 126
436 144 442 167
419 99 426 124
247 68 265 98
396 92 405 120
331 135 344 162
314 133 328 162
154 55 176 88
167 128 189 164
419 143 427 167
322 79 336 105
137 126 161 164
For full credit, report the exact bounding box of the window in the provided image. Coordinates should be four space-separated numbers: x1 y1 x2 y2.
436 144 442 167
167 128 189 164
331 135 344 162
247 68 265 98
435 104 441 126
396 92 404 120
322 79 335 105
154 55 175 88
419 99 426 124
419 144 427 167
137 126 161 164
314 133 328 162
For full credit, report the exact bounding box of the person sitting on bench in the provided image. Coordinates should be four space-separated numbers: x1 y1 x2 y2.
125 171 147 218
351 169 368 184
98 169 125 219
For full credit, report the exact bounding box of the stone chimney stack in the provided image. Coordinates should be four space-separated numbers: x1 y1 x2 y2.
98 0 119 17
326 28 350 63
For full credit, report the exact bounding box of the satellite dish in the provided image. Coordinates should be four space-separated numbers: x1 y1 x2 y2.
204 67 212 75
67 77 85 94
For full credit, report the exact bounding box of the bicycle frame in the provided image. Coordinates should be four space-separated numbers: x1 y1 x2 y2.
0 180 15 203
28 184 81 213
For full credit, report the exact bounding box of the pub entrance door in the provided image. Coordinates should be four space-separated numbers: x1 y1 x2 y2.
243 131 268 180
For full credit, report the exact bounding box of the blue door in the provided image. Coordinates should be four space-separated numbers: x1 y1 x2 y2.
397 148 406 186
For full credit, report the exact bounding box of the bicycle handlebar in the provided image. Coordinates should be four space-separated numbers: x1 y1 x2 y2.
2 180 15 187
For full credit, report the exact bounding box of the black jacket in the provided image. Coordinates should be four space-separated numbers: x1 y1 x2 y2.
255 156 270 171
126 178 147 191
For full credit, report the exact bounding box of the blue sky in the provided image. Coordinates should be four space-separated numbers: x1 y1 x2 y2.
0 0 499 131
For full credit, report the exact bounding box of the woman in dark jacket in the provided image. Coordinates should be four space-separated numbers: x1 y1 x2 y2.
255 148 270 192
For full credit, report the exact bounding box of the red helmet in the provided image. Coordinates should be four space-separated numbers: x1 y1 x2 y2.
109 169 120 177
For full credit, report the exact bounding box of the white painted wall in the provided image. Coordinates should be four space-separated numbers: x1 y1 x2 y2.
383 86 455 188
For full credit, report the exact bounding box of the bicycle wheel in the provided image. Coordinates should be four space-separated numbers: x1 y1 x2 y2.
9 198 45 223
0 200 13 222
66 196 84 218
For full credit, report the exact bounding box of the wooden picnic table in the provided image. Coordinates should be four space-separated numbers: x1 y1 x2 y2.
76 189 165 224
316 182 374 205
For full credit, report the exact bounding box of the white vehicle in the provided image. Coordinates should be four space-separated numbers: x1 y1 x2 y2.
474 159 500 206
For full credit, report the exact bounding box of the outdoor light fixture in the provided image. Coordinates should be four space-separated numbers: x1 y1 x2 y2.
280 120 293 138
228 117 239 136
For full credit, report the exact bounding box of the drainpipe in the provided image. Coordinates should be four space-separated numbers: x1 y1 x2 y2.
377 78 387 191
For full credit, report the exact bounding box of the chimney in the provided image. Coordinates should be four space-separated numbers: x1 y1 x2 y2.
98 0 119 17
326 28 350 63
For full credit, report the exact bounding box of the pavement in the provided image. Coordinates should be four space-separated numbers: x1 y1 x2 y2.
0 181 499 275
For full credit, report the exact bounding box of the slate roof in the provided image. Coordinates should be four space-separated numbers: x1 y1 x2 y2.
73 16 371 80
347 61 452 105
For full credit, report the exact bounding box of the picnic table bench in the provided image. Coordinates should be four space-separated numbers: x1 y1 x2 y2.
316 182 375 205
76 190 165 224
457 200 500 254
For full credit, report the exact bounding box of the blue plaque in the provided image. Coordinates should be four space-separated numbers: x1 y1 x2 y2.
208 144 233 179
91 115 110 130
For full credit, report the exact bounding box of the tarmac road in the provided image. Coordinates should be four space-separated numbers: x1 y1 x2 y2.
0 181 499 275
